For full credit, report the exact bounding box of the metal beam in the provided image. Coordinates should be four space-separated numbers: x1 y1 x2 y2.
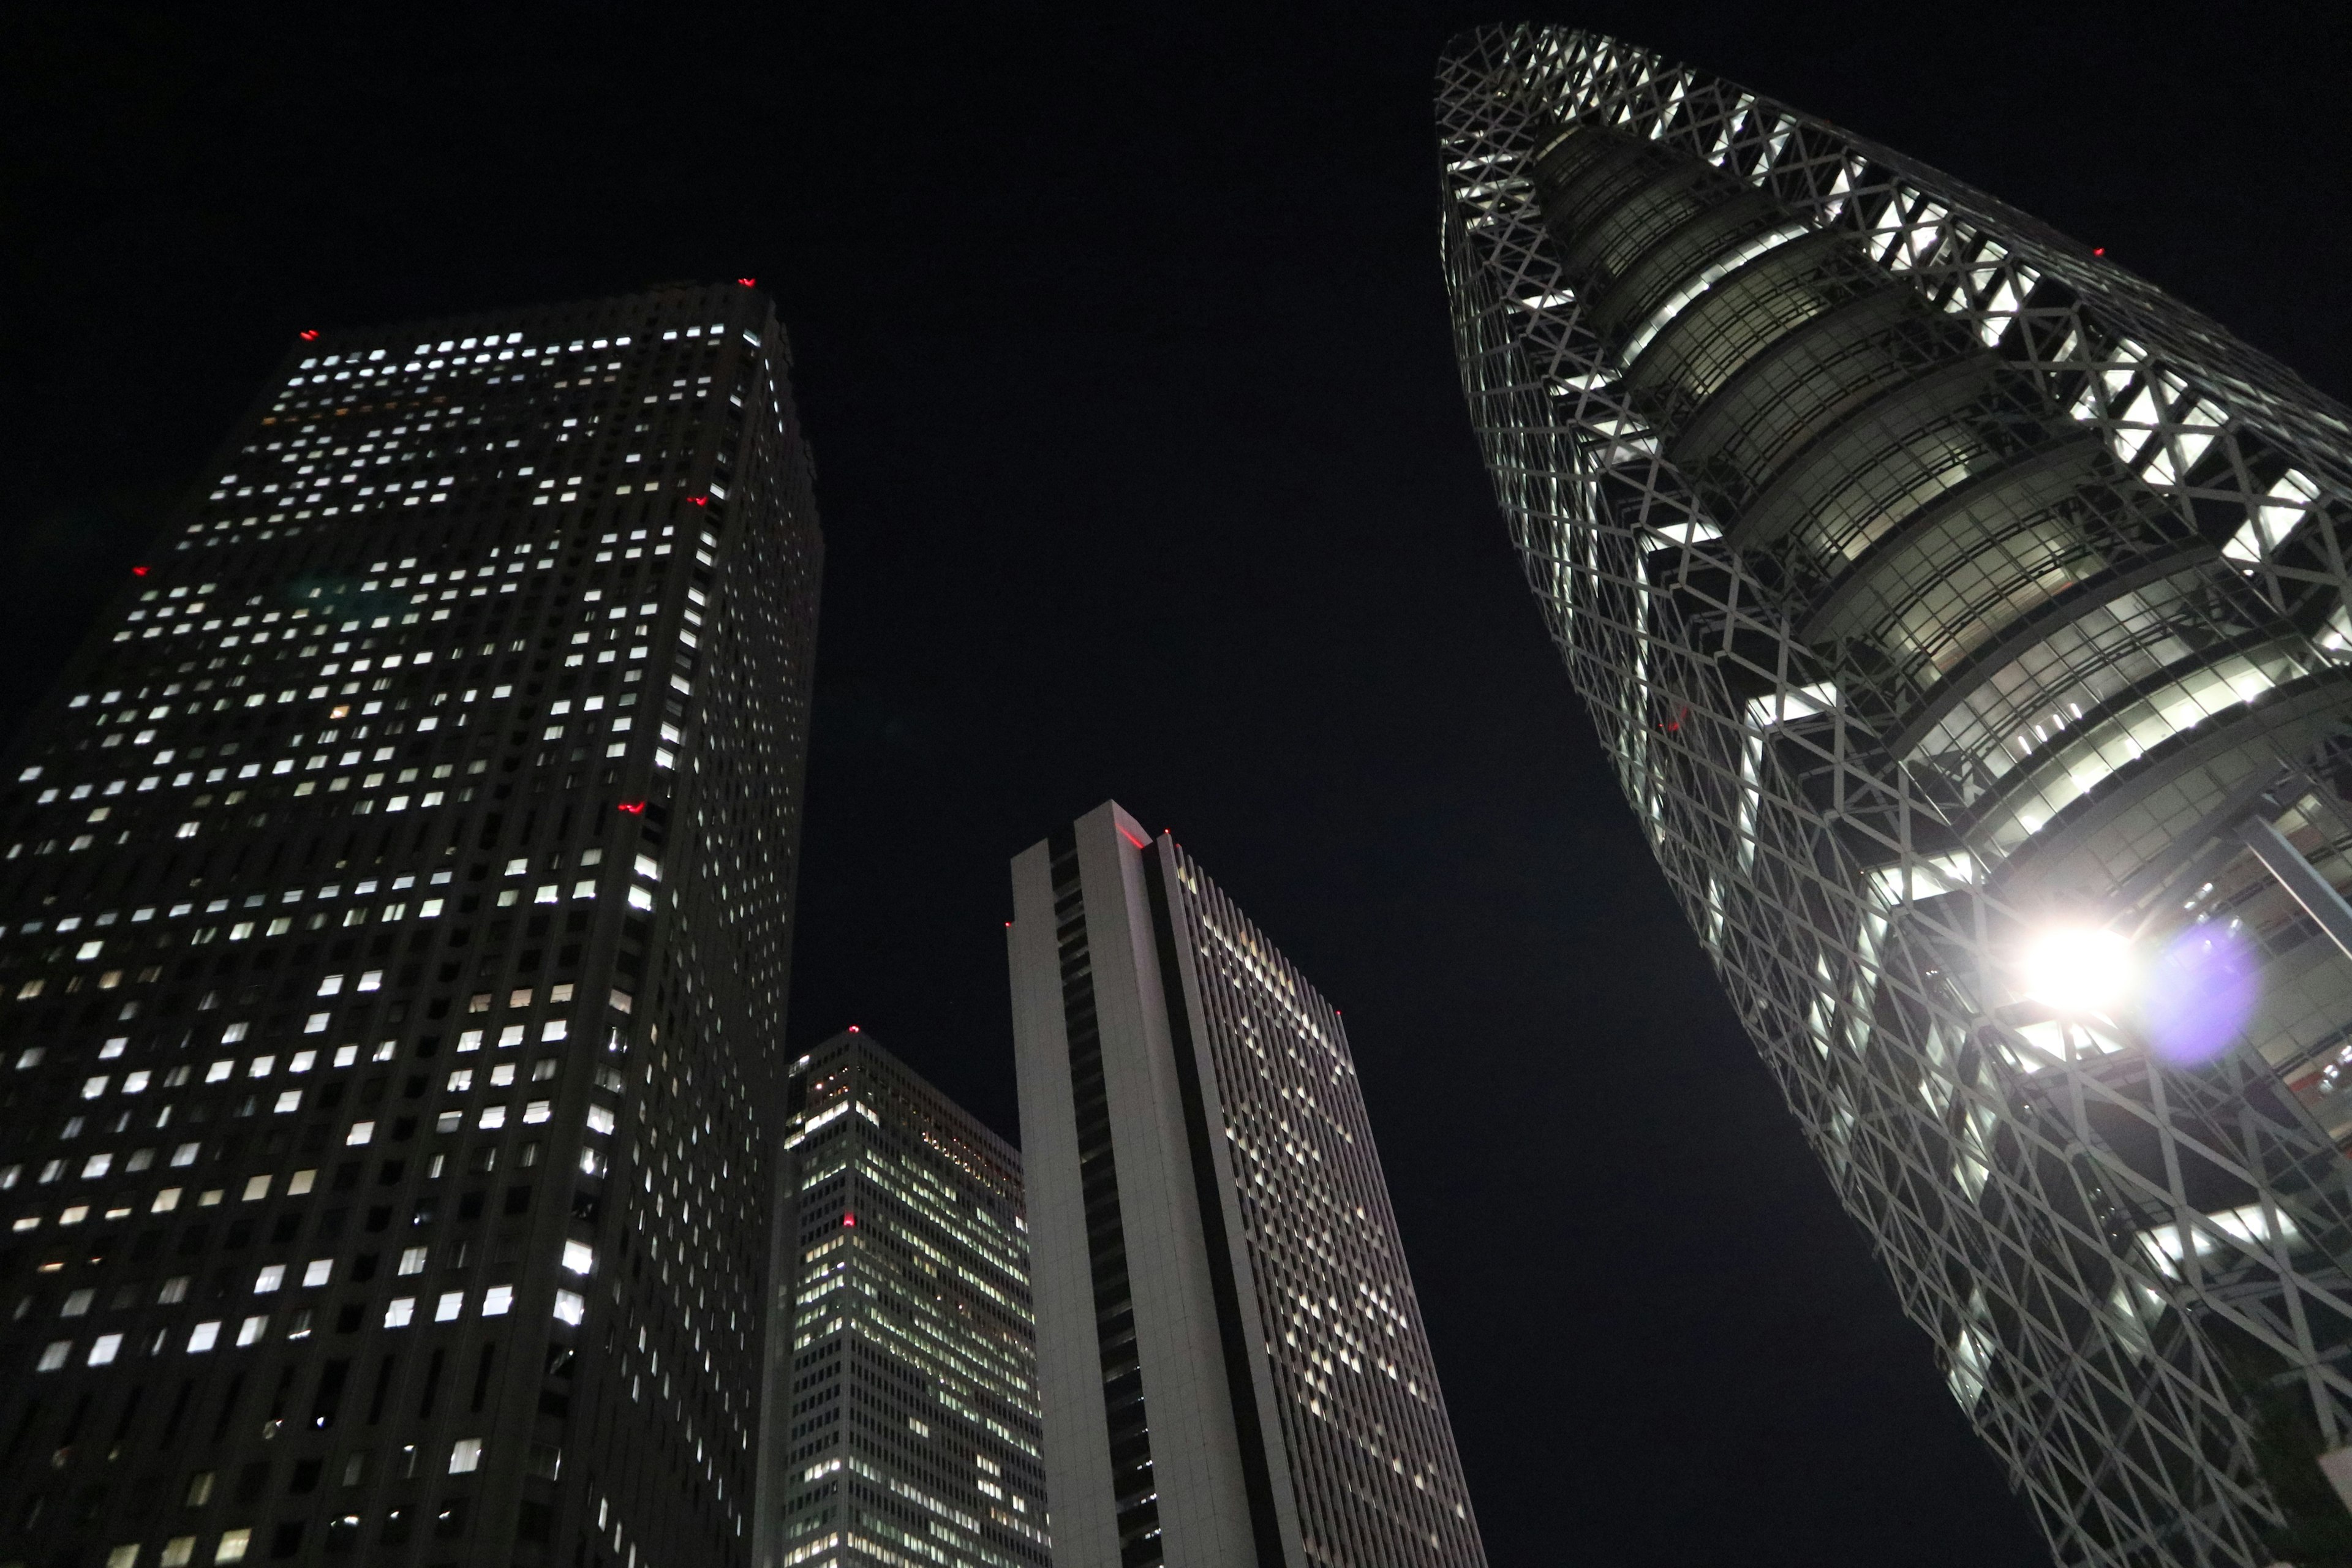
2239 815 2352 963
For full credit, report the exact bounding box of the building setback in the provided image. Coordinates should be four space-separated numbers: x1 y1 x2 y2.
1440 26 2352 1568
1008 801 1486 1568
0 282 821 1568
753 1029 1049 1568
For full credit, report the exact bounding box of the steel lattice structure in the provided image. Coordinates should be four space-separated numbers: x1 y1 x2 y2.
1438 26 2352 1568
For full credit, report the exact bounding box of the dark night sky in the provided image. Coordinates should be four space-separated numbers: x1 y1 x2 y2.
9 6 2351 1562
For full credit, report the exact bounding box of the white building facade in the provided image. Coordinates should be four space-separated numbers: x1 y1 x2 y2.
1008 802 1485 1568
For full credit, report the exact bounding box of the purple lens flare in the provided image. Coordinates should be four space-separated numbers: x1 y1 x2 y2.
2139 923 2259 1065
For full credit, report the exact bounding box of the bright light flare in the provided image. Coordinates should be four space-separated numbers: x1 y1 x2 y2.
2022 927 2133 1014
2142 924 2258 1065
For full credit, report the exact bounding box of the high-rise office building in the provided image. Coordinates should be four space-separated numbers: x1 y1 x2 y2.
1441 26 2352 1568
1008 801 1486 1568
752 1029 1049 1568
0 282 820 1568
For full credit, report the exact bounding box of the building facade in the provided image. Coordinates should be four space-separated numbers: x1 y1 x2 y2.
0 282 821 1568
1439 27 2352 1568
1008 801 1486 1568
753 1029 1049 1568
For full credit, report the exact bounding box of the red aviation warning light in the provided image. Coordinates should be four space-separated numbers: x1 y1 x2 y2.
736 277 756 287
299 329 320 341
131 566 149 577
843 1213 856 1227
617 800 646 815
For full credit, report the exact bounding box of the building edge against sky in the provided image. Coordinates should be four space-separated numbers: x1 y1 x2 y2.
752 1028 1049 1568
1439 25 2352 1568
1008 801 1487 1568
0 282 820 1568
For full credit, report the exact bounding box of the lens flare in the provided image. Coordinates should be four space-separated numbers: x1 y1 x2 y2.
2140 924 2258 1064
2022 927 2133 1014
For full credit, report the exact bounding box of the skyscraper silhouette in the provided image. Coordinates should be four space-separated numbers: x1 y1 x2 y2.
754 1028 1049 1568
1008 802 1486 1568
0 282 820 1568
1441 27 2352 1568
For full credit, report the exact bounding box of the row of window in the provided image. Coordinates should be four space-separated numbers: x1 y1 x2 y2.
32 1281 532 1372
61 1430 506 1568
5 846 657 995
241 352 742 526
10 1062 622 1223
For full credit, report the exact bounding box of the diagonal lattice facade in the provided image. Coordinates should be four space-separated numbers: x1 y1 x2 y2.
1438 26 2352 1568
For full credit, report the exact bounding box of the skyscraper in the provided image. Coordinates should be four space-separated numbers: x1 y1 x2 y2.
0 282 820 1568
1441 26 2352 1568
752 1029 1049 1568
1007 801 1486 1568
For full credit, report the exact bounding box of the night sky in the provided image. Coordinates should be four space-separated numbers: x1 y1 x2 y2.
10 6 2351 1562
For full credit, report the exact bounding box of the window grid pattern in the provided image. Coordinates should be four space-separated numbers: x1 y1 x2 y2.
0 282 820 1568
1162 846 1486 1568
1620 232 1879 424
1909 565 2262 809
761 1033 1049 1568
1758 373 2034 570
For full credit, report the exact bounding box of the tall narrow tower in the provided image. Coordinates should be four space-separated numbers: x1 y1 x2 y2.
1008 801 1486 1568
0 282 821 1568
1440 27 2352 1568
753 1029 1049 1568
